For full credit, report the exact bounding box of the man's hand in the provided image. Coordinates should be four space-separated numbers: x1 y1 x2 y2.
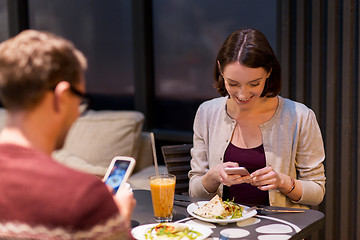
113 183 136 224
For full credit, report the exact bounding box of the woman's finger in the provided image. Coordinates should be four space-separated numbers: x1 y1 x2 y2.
250 166 273 177
257 184 277 191
224 175 250 186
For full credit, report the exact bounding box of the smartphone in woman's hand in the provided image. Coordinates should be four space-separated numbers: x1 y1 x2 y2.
224 167 250 176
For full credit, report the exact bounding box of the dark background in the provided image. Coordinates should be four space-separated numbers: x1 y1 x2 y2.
2 1 360 239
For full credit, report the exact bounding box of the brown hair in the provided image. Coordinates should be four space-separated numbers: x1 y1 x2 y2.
0 30 87 111
214 28 281 97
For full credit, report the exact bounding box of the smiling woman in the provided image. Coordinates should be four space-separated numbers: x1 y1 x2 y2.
188 28 326 210
221 62 270 106
214 29 280 99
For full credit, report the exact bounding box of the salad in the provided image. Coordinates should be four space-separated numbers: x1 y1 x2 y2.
222 199 243 219
145 223 202 240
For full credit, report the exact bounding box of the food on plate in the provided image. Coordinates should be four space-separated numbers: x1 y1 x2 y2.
194 195 226 218
194 195 243 219
144 223 202 240
153 223 187 234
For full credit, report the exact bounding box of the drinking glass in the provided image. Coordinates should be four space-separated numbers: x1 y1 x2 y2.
149 174 176 222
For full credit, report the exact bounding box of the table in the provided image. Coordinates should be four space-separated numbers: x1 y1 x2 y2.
131 190 324 239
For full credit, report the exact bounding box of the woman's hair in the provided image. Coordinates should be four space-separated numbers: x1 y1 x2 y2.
0 30 87 111
214 28 281 97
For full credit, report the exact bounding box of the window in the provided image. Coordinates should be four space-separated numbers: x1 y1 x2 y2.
153 0 277 131
28 0 134 98
0 1 9 42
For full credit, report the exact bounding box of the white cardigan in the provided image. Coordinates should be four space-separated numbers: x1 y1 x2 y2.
188 96 326 208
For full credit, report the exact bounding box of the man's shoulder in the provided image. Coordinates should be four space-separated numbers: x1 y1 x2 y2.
0 144 118 231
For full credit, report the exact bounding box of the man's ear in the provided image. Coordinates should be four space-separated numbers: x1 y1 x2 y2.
52 81 71 113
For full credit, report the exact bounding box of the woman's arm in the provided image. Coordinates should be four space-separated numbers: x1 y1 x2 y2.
251 103 325 207
293 109 326 205
188 107 216 198
188 99 250 198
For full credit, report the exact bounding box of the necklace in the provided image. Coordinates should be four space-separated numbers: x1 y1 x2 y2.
235 123 249 149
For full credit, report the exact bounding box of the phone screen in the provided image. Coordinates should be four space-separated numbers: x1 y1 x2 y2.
104 160 131 194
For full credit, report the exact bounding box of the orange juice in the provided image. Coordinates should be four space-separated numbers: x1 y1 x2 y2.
149 174 176 222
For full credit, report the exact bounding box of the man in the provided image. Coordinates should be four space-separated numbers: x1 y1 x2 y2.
0 30 136 239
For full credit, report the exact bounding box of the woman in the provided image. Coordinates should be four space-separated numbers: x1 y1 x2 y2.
188 28 325 208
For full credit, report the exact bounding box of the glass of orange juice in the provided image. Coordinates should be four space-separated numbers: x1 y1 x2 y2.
149 173 176 222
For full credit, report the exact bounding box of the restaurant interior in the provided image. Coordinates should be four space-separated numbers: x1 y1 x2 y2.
1 0 359 239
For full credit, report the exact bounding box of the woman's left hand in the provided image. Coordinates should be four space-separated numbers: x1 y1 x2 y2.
249 166 287 191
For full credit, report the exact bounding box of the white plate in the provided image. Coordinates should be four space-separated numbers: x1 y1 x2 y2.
131 223 213 240
187 201 257 223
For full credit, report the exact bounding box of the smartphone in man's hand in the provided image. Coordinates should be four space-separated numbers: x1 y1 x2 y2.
103 156 135 196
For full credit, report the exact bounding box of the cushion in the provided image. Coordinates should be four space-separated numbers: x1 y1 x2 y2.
52 110 144 176
128 165 168 190
134 132 153 173
0 108 6 130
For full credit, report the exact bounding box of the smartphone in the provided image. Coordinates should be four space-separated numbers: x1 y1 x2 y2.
103 156 135 195
224 167 250 176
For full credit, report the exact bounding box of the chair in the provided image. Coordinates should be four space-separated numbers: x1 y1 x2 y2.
161 144 193 195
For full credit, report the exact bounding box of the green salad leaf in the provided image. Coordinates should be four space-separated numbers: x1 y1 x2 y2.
145 224 202 240
222 199 243 219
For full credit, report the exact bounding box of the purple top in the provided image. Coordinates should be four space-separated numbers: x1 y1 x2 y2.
223 143 269 206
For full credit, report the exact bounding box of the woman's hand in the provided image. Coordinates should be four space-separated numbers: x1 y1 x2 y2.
221 166 252 187
249 166 288 191
249 166 302 201
202 162 250 192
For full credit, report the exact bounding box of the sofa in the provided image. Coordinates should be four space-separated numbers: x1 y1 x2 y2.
0 108 167 190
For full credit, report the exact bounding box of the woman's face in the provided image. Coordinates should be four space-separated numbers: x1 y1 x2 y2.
222 62 270 108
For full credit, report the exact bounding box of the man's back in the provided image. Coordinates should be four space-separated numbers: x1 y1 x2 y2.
0 144 129 239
